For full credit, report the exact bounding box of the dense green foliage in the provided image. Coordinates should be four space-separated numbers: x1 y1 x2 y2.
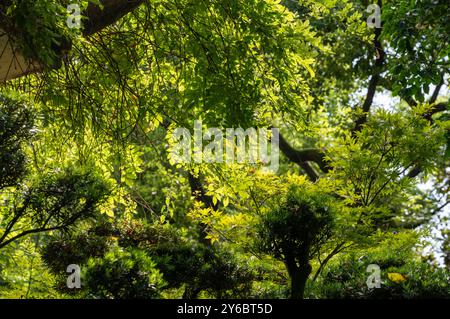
83 248 165 299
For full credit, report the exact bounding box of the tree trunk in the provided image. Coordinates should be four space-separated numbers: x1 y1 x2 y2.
286 259 312 299
182 286 201 299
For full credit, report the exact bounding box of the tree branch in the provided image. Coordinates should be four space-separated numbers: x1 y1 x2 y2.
0 0 147 82
0 198 31 245
0 225 65 250
187 172 218 246
83 0 147 36
188 173 218 211
352 0 385 135
298 161 319 182
312 242 351 282
278 132 330 181
423 101 449 122
429 74 445 105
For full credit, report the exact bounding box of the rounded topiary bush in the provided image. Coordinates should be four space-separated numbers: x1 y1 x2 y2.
83 248 166 299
